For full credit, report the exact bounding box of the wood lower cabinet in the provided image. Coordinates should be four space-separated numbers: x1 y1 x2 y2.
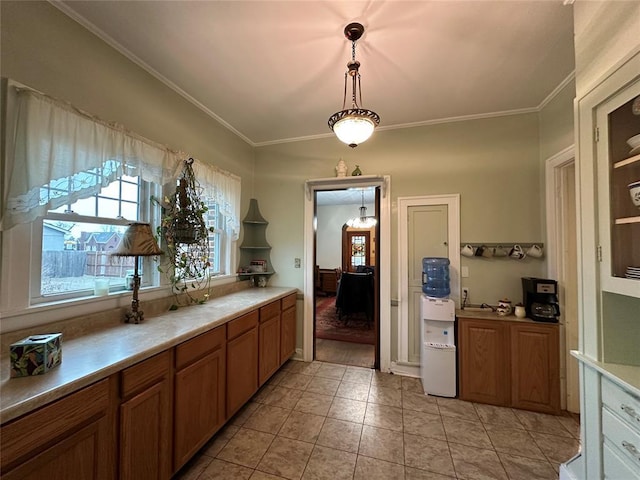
119 351 173 480
280 293 297 364
1 292 297 479
226 310 259 417
458 317 560 413
510 323 560 413
174 326 226 473
0 378 116 480
259 301 281 386
458 318 510 406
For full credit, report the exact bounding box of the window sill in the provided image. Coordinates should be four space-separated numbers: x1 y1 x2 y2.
1 274 239 333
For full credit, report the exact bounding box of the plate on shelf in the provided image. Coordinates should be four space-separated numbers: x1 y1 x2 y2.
630 144 640 156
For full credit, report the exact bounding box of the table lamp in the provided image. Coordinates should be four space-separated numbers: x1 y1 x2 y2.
111 222 163 323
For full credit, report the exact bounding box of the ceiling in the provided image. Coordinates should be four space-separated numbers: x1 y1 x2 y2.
55 1 575 147
317 187 375 206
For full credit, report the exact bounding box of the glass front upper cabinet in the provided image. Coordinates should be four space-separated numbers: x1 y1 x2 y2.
597 80 640 298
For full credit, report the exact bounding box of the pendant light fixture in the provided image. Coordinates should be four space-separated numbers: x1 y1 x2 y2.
328 22 380 148
347 190 377 229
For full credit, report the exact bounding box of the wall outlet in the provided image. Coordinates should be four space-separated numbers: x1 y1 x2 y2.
294 258 301 268
462 287 470 303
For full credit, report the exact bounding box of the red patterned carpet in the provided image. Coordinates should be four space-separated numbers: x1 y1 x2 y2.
315 296 375 345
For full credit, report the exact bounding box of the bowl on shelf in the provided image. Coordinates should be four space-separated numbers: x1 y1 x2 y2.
629 181 640 208
627 133 640 155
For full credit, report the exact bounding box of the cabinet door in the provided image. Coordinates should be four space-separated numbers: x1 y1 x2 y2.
0 379 115 480
174 346 226 472
120 352 172 480
281 304 297 365
595 78 640 298
226 327 259 417
259 315 281 385
510 323 560 414
458 318 510 406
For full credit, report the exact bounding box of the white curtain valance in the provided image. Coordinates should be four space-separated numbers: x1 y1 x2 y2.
1 87 240 234
191 159 241 240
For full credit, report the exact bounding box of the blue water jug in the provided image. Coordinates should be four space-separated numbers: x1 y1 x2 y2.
422 257 450 298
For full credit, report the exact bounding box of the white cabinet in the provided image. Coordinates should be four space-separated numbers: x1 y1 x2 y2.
601 377 640 478
567 50 640 480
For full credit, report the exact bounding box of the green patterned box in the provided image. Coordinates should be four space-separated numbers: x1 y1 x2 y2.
10 333 62 377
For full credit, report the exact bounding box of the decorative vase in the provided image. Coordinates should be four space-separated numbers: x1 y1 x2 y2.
336 159 348 177
352 165 362 176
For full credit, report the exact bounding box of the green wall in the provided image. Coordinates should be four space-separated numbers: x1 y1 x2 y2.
1 1 255 204
255 114 547 305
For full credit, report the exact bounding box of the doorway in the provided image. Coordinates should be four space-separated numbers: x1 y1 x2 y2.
545 146 579 413
303 176 391 371
314 188 378 368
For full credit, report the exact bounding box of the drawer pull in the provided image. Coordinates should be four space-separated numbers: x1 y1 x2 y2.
620 404 640 422
622 441 640 462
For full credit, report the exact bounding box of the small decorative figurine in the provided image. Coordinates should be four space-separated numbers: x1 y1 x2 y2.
336 159 348 177
352 165 362 176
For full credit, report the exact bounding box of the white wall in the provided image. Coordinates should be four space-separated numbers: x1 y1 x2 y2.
574 1 640 98
316 203 374 269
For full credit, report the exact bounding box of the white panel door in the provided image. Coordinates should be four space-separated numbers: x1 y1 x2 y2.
407 205 448 363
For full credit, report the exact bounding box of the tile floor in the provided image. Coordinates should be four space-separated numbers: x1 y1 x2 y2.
174 360 580 480
315 338 375 368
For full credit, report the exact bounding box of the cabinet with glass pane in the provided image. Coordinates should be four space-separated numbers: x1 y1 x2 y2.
597 82 640 298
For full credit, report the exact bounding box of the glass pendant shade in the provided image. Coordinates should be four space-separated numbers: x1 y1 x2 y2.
333 113 376 147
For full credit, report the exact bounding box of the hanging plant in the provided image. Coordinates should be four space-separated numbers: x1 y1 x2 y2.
154 158 214 308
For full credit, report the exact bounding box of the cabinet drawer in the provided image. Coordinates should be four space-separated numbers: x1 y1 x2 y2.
260 301 280 322
282 293 296 311
603 407 640 471
176 325 226 370
121 350 172 398
604 441 640 480
228 310 259 340
602 377 640 432
1 379 111 470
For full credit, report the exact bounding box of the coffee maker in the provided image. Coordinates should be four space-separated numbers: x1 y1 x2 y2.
522 277 560 323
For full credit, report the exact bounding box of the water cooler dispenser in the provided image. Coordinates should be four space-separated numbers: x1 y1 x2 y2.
420 258 457 397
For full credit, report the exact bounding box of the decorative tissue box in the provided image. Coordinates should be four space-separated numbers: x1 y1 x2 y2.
10 333 62 377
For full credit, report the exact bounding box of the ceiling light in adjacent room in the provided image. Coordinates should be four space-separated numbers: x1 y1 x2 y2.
347 190 377 228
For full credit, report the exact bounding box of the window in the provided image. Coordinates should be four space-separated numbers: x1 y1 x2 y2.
206 200 227 276
33 174 159 302
2 82 240 327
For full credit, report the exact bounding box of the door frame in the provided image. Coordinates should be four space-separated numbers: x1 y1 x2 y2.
396 194 460 374
304 175 391 371
545 144 578 412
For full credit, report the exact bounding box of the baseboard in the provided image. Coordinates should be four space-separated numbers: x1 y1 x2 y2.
390 361 421 378
559 454 583 480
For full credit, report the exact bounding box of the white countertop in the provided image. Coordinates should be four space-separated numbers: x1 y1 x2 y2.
571 351 640 397
0 287 297 424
